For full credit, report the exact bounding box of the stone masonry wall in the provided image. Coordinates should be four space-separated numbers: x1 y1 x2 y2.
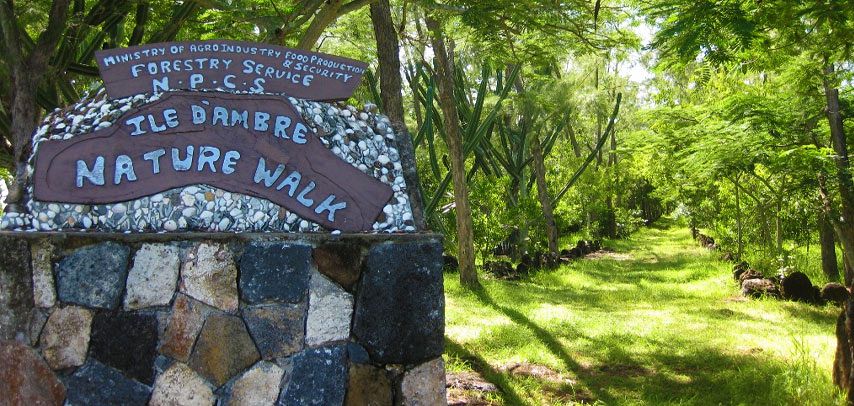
0 233 446 405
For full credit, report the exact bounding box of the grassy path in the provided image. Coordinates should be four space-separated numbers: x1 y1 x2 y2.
444 222 842 405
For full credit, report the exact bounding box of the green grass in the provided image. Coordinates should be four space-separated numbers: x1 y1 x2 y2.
444 220 845 405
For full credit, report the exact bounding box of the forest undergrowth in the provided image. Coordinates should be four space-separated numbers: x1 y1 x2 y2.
444 219 844 405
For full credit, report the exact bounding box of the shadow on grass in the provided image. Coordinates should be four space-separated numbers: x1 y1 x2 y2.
456 286 820 405
444 337 530 406
469 286 617 404
630 339 830 405
779 301 838 328
446 222 841 404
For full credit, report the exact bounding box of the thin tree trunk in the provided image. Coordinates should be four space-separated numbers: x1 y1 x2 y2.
425 15 478 288
733 176 743 259
834 310 850 390
129 0 149 46
824 62 854 273
595 118 603 166
820 174 854 287
608 127 617 167
819 209 840 282
775 198 783 254
567 124 582 158
370 0 426 230
531 131 558 256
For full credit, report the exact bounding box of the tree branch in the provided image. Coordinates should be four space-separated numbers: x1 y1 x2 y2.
340 0 376 15
0 1 22 68
28 0 71 74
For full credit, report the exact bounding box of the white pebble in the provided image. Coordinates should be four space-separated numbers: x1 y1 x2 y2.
181 193 195 206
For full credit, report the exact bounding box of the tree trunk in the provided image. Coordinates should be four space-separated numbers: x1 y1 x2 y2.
820 175 854 287
819 209 840 282
297 0 344 49
0 0 71 211
847 299 854 404
847 260 854 292
369 0 426 230
733 176 743 259
531 131 558 256
824 63 854 273
297 0 374 50
425 15 478 288
834 308 851 391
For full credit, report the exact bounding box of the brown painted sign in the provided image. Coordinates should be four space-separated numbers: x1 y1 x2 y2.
95 40 367 101
33 92 392 231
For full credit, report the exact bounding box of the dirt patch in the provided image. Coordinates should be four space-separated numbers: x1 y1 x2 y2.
500 362 596 404
586 250 633 261
543 387 597 405
447 371 498 392
501 362 573 383
446 371 499 406
736 346 764 355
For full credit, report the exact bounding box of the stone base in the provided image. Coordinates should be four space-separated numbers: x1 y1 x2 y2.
0 232 446 405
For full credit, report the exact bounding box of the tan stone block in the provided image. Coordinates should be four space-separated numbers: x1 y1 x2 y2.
400 358 447 406
41 306 93 370
31 239 56 308
150 362 214 406
180 243 238 312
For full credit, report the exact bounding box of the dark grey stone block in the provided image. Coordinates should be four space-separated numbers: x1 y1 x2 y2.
0 237 31 341
56 242 130 309
353 240 444 364
63 359 151 406
89 312 159 385
243 303 306 359
239 242 311 304
347 342 370 364
278 345 348 406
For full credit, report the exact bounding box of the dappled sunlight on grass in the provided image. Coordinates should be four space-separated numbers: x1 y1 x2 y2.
444 223 844 405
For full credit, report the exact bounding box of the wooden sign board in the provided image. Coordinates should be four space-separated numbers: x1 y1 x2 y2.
95 40 367 101
33 92 393 231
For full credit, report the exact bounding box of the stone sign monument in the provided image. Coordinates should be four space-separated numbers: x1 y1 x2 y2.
0 40 445 405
